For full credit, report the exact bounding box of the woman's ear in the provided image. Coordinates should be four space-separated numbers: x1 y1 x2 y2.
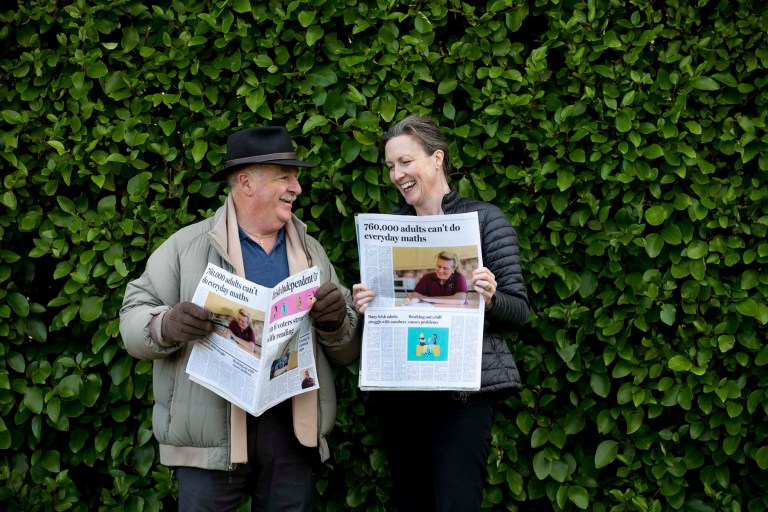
432 149 444 170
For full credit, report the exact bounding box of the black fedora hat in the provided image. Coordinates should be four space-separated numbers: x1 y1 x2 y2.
219 126 315 175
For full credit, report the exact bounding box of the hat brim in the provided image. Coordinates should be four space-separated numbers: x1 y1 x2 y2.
217 157 316 176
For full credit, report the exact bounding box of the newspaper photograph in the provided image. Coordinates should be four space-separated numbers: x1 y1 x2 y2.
186 263 321 416
357 212 484 391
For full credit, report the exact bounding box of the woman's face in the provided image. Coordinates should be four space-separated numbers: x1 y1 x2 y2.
384 135 445 211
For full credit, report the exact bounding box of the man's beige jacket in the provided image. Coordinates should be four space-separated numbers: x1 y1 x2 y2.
120 196 360 469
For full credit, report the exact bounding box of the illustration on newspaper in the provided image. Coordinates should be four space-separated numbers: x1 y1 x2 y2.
356 212 484 391
186 263 321 416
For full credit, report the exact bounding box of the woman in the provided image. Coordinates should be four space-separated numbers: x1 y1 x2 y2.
403 251 468 306
352 115 530 511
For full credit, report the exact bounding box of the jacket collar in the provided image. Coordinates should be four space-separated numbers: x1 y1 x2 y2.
209 195 310 278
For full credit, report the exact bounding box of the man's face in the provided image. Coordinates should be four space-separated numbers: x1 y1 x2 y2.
435 258 455 280
245 165 302 226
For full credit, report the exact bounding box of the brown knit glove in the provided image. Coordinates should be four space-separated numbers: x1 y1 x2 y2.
161 302 214 344
309 282 347 332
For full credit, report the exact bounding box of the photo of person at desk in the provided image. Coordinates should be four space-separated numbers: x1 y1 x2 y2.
217 309 259 355
210 308 262 355
402 251 468 306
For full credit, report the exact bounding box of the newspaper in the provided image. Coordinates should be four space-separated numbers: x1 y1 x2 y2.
186 263 321 416
357 212 484 391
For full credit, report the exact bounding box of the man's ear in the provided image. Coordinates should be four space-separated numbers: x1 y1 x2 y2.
238 170 255 194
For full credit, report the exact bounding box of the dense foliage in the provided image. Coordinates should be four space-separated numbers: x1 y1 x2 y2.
1 0 766 510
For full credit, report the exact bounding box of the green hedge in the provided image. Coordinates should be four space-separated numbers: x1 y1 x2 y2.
1 0 766 510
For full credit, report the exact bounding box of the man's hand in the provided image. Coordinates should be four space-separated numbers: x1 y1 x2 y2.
161 302 214 344
309 282 347 332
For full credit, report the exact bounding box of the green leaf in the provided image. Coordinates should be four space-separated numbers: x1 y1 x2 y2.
351 181 366 202
191 139 208 163
110 356 134 385
41 450 61 473
756 446 768 470
94 428 112 452
79 296 103 322
24 386 44 414
184 81 203 96
1 191 17 210
58 374 83 398
46 397 60 423
735 298 757 317
2 110 24 124
661 224 683 245
595 440 618 469
723 436 740 456
380 96 396 123
533 451 552 479
516 411 535 434
642 144 664 159
121 26 140 52
232 0 250 13
110 402 131 422
692 77 719 90
7 352 25 373
70 428 89 453
531 427 549 448
740 269 759 289
660 304 676 325
86 61 108 78
302 114 329 132
669 355 692 372
556 170 575 191
24 317 48 341
298 11 316 27
506 3 529 31
645 233 664 258
686 240 708 259
590 373 610 398
306 26 324 46
616 111 632 132
97 196 116 218
568 485 589 509
133 443 156 476
438 78 457 94
127 172 151 197
306 66 337 88
645 206 669 226
8 292 30 316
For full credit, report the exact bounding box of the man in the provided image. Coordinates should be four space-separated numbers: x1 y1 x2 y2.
120 126 361 511
226 309 257 351
402 251 468 306
301 369 316 389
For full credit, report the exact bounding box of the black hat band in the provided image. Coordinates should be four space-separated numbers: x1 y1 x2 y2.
226 152 298 168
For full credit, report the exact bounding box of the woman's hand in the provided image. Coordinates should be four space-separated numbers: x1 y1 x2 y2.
472 267 497 310
352 283 377 314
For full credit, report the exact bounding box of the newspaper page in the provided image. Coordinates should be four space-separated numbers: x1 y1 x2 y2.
357 212 484 391
186 263 321 416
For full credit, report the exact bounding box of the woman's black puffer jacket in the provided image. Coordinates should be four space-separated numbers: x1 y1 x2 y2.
394 185 530 393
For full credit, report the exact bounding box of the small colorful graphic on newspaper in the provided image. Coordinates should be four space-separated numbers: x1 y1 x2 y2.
356 212 484 391
185 263 321 416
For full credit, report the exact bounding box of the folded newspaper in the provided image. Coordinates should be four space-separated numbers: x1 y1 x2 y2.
357 212 484 391
186 263 321 416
